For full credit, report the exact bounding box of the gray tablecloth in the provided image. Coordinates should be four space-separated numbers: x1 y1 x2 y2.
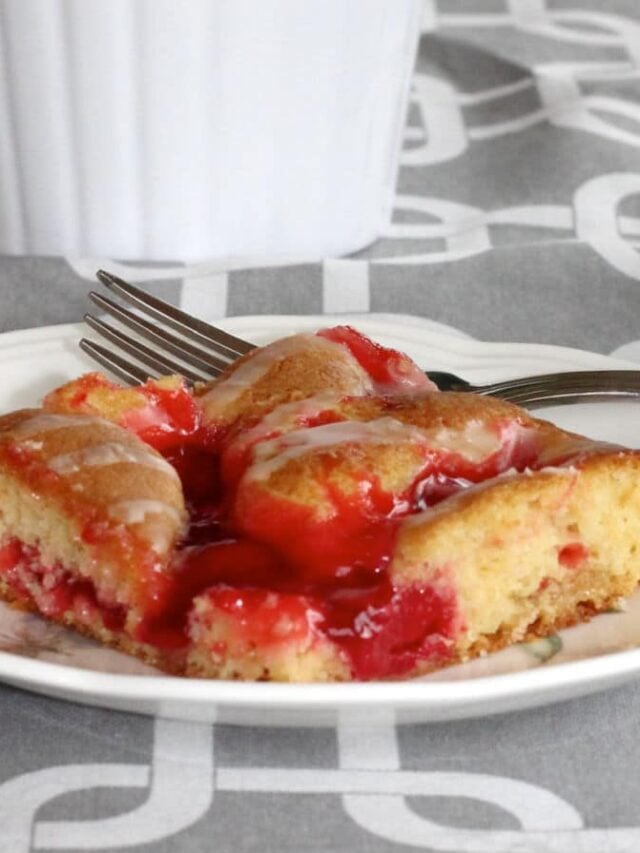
2 2 640 850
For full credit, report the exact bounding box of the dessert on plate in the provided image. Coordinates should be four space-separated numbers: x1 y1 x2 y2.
1 326 640 682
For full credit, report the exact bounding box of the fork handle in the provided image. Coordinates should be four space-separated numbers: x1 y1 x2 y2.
484 370 640 408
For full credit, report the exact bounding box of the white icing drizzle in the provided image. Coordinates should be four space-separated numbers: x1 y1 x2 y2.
18 439 43 451
108 499 182 525
107 500 183 554
428 420 501 463
48 441 179 480
12 412 186 553
12 413 109 437
249 416 505 481
251 392 344 434
231 392 347 453
250 417 428 480
199 333 372 412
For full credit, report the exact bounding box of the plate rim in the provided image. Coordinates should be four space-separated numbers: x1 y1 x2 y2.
3 317 640 372
3 638 640 709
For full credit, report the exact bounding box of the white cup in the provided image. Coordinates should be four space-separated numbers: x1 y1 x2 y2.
0 0 421 262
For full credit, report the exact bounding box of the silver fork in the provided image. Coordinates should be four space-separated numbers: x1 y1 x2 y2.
81 270 640 408
81 270 256 386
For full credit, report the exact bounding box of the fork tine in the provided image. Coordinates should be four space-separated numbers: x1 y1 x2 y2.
79 339 157 386
84 314 211 384
96 269 256 359
89 291 232 375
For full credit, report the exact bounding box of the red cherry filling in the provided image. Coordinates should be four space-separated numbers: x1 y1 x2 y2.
324 578 458 678
145 435 527 677
0 539 126 633
192 578 457 680
201 586 324 649
0 540 21 573
558 542 589 569
317 325 435 392
43 371 223 460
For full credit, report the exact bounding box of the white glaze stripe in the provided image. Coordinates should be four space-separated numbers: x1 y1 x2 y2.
250 417 429 480
199 333 372 412
13 413 108 437
430 420 503 462
251 416 504 480
198 333 315 409
48 441 179 480
107 499 183 554
108 499 182 526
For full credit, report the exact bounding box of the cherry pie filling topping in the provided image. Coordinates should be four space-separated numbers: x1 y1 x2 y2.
0 328 577 679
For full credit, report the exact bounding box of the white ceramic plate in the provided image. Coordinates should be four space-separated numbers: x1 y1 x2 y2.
2 316 640 727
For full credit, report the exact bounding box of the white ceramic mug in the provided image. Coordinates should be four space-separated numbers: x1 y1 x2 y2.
0 0 421 261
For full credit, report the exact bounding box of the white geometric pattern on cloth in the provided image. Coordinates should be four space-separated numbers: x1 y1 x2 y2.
1 716 638 851
0 720 214 852
376 180 640 276
435 0 640 64
404 65 640 163
402 75 468 166
574 174 640 280
406 2 640 161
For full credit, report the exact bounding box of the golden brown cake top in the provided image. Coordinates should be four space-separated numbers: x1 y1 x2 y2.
0 408 187 562
197 326 436 428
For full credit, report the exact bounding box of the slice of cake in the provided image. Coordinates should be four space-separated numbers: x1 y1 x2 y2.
0 408 188 670
187 390 640 680
0 325 639 682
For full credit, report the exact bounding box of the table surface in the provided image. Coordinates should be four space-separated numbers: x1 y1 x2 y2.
2 1 640 851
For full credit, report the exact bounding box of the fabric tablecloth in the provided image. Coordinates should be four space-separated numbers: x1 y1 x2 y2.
2 1 640 850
